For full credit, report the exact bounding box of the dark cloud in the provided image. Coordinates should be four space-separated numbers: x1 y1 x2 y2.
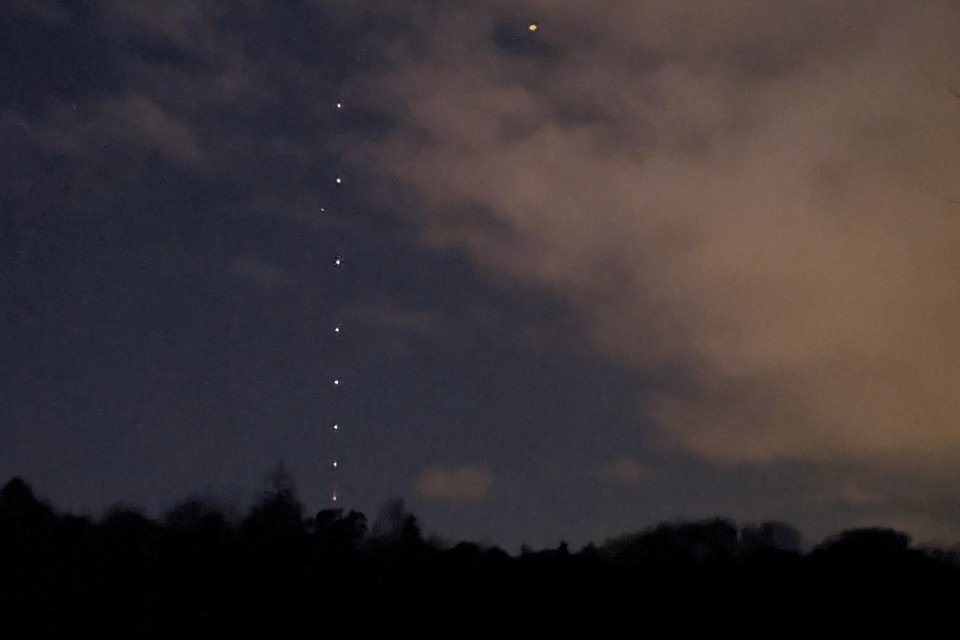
37 92 207 165
228 257 289 290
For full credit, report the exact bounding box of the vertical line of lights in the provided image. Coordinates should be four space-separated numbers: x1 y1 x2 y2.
321 21 539 504
330 92 345 504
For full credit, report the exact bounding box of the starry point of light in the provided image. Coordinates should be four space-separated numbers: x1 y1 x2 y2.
528 23 538 31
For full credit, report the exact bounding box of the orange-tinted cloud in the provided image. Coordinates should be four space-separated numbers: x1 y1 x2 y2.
415 464 494 502
598 458 651 485
359 1 960 478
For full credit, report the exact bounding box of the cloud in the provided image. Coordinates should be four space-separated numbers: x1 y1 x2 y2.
598 458 651 485
95 0 207 47
228 257 290 290
102 93 207 165
4 0 70 24
415 464 493 502
356 1 960 478
37 92 206 166
348 299 441 334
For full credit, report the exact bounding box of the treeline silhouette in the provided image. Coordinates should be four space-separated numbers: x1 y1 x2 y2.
2 471 959 636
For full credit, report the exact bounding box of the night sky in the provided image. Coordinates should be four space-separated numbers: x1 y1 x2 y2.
4 0 960 551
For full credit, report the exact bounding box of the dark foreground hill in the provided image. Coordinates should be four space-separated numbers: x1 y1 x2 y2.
2 475 959 636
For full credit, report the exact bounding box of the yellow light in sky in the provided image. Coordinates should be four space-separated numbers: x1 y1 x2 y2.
528 23 538 32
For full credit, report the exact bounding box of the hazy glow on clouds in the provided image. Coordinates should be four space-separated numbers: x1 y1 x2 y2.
415 464 493 502
360 1 960 470
598 458 650 486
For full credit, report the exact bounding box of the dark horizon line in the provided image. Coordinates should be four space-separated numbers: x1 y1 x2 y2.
4 472 959 558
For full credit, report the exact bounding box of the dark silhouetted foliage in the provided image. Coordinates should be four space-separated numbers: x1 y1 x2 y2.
741 520 802 554
2 474 959 636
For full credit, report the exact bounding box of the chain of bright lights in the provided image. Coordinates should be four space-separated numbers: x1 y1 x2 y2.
324 21 539 504
330 94 344 504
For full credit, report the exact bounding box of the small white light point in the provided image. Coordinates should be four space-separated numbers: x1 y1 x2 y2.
333 378 340 386
332 460 339 468
336 102 342 109
332 423 339 431
331 490 338 502
335 176 342 184
320 207 326 213
333 256 342 267
334 324 341 334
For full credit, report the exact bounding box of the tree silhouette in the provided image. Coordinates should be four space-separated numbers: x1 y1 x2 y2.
371 497 423 548
312 508 366 552
243 462 305 540
741 520 802 555
2 473 960 635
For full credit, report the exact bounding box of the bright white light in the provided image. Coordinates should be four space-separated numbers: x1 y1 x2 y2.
336 102 342 109
331 491 338 502
335 176 342 184
320 207 326 213
333 256 342 267
333 378 340 385
334 325 341 333
332 423 339 431
332 460 338 468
